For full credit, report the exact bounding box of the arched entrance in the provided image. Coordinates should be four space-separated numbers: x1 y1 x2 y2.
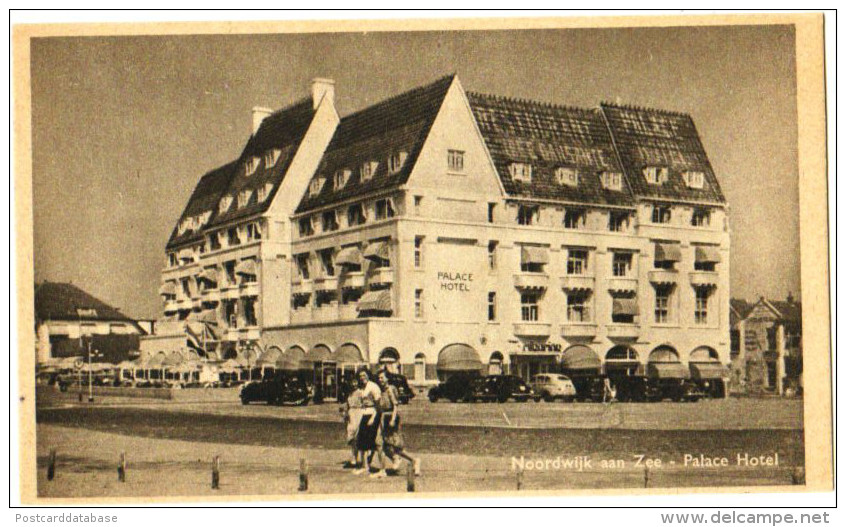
436 344 482 381
689 346 728 398
276 345 306 372
378 348 401 374
561 345 602 401
605 346 641 377
647 345 689 380
413 352 427 382
305 344 333 403
488 351 504 375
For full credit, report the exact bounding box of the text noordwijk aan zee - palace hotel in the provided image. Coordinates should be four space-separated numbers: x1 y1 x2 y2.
145 75 729 385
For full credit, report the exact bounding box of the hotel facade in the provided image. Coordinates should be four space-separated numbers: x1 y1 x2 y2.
145 75 730 392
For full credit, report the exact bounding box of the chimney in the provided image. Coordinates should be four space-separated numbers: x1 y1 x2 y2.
787 292 795 304
251 106 273 135
310 78 335 109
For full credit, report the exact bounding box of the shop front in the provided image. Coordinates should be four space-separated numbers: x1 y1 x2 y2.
509 340 563 382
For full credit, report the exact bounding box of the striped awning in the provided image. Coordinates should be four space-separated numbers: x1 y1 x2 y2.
199 310 218 324
197 267 219 284
654 243 682 262
235 259 258 276
362 241 390 261
561 346 602 371
612 298 639 316
437 344 483 372
690 362 729 380
647 362 690 379
356 290 392 313
521 245 549 265
158 281 177 296
177 248 195 262
695 246 722 263
335 246 363 267
304 345 332 364
335 343 365 364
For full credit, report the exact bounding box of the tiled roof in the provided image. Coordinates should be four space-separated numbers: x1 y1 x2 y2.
35 281 140 326
296 75 455 213
769 300 802 324
467 92 634 207
166 161 237 249
600 104 726 203
730 298 753 328
210 99 316 226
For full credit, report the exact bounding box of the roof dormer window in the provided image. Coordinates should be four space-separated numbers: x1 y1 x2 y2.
219 195 234 214
510 162 532 183
309 177 325 197
556 167 579 187
257 183 274 203
264 149 281 168
601 171 624 191
643 166 669 185
388 152 408 175
361 161 378 181
683 170 706 189
237 189 254 209
245 156 260 176
333 169 351 190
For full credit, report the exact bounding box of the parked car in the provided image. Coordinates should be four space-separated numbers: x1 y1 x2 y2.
530 373 577 402
387 373 415 404
568 374 605 402
427 373 480 402
239 372 310 405
483 375 534 403
644 378 703 402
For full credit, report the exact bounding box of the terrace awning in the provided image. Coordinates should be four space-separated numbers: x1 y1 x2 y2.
647 362 690 379
335 246 363 267
177 248 195 262
335 343 365 364
612 298 639 316
561 346 601 371
197 267 219 284
689 363 729 380
437 344 483 372
276 347 307 371
362 241 390 261
695 246 722 263
304 345 331 364
235 259 258 277
521 245 549 265
158 281 177 296
199 310 218 324
654 243 682 262
356 290 392 313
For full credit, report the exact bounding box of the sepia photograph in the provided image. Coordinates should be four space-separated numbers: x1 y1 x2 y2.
12 12 832 505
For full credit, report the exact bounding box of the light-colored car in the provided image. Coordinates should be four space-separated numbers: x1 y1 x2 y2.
530 374 577 402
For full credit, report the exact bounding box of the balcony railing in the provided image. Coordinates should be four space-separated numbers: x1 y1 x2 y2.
314 276 339 291
560 275 595 291
689 271 719 287
371 267 394 286
607 277 638 293
648 269 679 285
239 281 260 297
607 324 641 340
341 271 366 289
513 321 552 337
560 323 598 338
292 279 313 296
513 272 549 290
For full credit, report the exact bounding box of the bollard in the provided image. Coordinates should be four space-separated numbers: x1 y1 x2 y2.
118 452 126 482
516 466 524 490
47 449 56 481
791 466 805 485
643 466 650 488
211 455 220 490
298 458 308 492
406 463 416 492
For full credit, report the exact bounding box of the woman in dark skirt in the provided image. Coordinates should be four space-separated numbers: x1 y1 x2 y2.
375 369 421 477
352 369 382 475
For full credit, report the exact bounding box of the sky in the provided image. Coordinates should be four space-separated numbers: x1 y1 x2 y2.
29 24 799 320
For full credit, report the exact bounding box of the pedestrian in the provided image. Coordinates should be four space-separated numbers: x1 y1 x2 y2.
603 376 617 403
375 369 421 477
340 378 364 468
352 369 382 476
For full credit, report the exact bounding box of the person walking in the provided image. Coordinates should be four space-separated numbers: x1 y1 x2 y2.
340 379 364 468
374 369 421 477
352 369 382 475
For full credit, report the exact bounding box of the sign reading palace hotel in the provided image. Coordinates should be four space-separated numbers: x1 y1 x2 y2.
437 271 474 292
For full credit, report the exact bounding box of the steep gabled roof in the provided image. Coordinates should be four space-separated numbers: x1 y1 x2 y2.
600 103 726 204
730 298 753 328
166 161 237 249
768 300 803 326
34 282 141 329
296 75 455 213
467 92 635 207
211 98 316 226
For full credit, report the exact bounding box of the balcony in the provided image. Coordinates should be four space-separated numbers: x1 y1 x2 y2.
201 287 221 303
163 299 178 313
561 323 598 339
513 322 552 337
560 275 595 291
220 283 240 300
314 276 339 292
689 271 719 288
238 327 261 341
292 279 313 296
371 267 395 286
239 281 260 297
176 297 192 310
339 304 359 320
607 277 638 293
225 328 239 341
648 269 679 285
606 324 641 340
513 272 549 290
341 271 366 290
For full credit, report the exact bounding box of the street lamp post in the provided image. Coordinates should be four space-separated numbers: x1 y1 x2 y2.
87 341 102 403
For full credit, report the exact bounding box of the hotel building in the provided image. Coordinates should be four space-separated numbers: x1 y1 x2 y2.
147 75 730 392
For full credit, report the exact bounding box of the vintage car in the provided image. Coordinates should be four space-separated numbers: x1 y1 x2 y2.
387 373 415 404
481 375 534 403
239 372 311 406
530 373 577 402
427 372 480 402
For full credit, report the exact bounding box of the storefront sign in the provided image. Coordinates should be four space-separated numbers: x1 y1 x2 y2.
523 342 562 353
438 271 473 292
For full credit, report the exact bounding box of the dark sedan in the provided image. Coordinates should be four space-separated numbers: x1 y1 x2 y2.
239 372 310 406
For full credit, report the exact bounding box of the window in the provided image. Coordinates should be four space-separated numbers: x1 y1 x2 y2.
375 198 396 220
691 208 711 227
168 253 177 267
654 285 673 323
488 241 498 270
612 252 633 277
414 289 424 318
694 260 716 272
246 222 262 241
298 217 314 237
563 208 586 229
295 254 311 280
321 210 339 232
651 205 672 224
227 227 241 246
223 260 237 286
601 171 624 191
643 166 668 185
308 177 325 197
517 204 538 226
222 299 238 327
388 152 408 174
257 183 274 203
242 297 258 326
683 171 705 189
566 249 589 275
208 233 221 251
520 291 540 321
695 288 710 324
219 195 233 214
265 149 281 168
245 156 259 176
347 204 366 226
237 189 253 209
319 249 335 277
414 196 423 215
488 292 497 321
556 167 579 186
448 150 465 172
609 210 630 232
414 236 424 268
566 292 591 322
361 161 378 181
510 163 532 183
333 169 350 190
487 203 496 223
